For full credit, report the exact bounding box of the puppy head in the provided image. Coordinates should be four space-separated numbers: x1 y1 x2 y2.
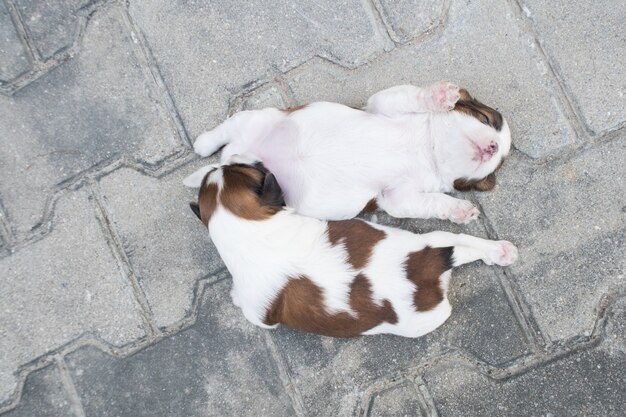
184 157 285 227
448 89 511 192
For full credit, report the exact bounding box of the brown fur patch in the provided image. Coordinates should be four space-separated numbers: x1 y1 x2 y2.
404 246 453 312
196 181 219 227
453 89 503 131
282 104 307 114
361 198 378 213
453 172 497 192
327 220 386 269
264 274 397 337
220 164 284 221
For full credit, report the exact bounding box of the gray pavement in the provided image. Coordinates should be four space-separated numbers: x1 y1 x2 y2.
0 0 624 416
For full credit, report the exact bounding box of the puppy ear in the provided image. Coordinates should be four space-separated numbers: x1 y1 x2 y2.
458 88 473 101
183 165 217 188
259 173 285 207
453 173 496 192
473 173 496 191
189 202 202 221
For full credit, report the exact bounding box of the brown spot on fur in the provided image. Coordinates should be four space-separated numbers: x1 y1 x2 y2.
196 181 219 227
264 274 397 337
453 89 503 131
327 220 386 269
282 104 307 114
361 198 378 213
453 172 497 192
404 246 453 312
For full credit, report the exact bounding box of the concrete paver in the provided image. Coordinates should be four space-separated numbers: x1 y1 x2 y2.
420 299 626 417
0 189 146 403
0 2 30 82
0 5 180 237
520 0 626 133
367 383 426 417
2 365 72 417
15 0 87 59
64 280 295 417
0 0 624 415
375 0 444 44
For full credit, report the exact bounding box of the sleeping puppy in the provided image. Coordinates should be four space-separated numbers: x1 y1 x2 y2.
186 82 511 224
185 157 518 337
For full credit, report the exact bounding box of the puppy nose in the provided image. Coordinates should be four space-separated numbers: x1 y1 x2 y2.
486 141 498 155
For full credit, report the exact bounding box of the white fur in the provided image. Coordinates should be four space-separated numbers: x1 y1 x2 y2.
191 82 512 222
200 164 518 337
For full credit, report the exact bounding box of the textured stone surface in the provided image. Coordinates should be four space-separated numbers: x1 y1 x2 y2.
422 299 626 417
375 0 444 43
367 383 425 417
0 189 145 402
476 138 626 342
282 0 574 159
0 5 179 236
0 0 625 413
2 366 72 417
65 280 295 417
128 0 387 138
16 0 87 59
0 2 30 82
238 85 286 112
269 222 528 417
521 0 626 133
98 161 224 329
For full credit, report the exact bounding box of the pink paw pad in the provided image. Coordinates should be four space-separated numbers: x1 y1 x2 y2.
431 81 461 112
493 241 518 266
449 201 480 224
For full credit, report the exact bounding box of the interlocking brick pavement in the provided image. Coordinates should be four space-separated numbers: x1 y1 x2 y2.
0 0 624 415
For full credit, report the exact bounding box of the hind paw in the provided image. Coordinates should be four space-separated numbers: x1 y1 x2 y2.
194 131 223 157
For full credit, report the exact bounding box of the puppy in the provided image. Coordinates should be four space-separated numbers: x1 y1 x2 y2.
185 157 518 338
186 82 511 224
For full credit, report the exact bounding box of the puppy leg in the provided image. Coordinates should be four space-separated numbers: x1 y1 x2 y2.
378 187 479 223
193 108 284 157
420 231 518 266
365 81 460 117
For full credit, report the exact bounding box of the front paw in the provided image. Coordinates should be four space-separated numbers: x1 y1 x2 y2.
430 81 461 112
448 200 480 224
485 241 518 266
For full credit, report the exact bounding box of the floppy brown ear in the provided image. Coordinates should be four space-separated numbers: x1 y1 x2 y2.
259 173 285 207
458 88 473 101
473 172 496 191
453 173 496 192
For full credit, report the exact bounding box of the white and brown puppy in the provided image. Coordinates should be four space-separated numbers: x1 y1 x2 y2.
186 82 511 224
185 157 518 338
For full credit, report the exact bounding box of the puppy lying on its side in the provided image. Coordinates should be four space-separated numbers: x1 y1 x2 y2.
185 157 518 338
187 82 511 224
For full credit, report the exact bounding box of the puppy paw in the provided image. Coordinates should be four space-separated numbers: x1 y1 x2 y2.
194 131 223 157
448 200 480 224
485 241 518 266
430 81 461 112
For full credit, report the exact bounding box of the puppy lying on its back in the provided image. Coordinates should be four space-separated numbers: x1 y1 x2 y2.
186 82 511 224
185 156 518 337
